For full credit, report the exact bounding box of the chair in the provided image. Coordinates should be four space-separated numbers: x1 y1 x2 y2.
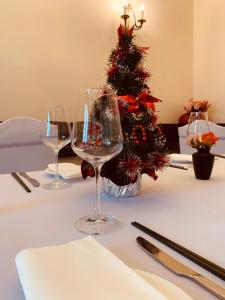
0 117 56 174
178 121 225 154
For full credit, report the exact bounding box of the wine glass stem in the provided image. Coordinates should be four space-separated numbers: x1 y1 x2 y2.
94 165 102 216
54 150 60 181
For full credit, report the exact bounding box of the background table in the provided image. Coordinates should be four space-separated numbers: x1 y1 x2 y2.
0 158 225 300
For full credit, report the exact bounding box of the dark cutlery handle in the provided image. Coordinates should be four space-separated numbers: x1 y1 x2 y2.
131 221 225 281
11 173 31 193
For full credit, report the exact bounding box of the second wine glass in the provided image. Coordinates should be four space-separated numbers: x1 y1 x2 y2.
71 88 123 235
40 105 71 190
187 111 210 136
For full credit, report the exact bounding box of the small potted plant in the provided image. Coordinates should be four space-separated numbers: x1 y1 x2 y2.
186 132 218 179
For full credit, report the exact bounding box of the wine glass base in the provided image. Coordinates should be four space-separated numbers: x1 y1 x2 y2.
43 180 70 190
75 214 121 235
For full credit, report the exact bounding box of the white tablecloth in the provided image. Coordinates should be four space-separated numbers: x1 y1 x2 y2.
0 158 225 300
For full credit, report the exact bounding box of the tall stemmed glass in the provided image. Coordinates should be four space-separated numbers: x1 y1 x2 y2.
187 111 210 136
71 89 123 235
40 105 71 190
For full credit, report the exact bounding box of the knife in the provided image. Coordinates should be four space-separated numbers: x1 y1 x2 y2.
212 154 225 160
169 164 188 170
131 221 225 280
137 236 225 300
11 173 31 193
19 172 40 187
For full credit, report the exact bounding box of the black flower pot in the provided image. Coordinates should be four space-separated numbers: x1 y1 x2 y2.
192 148 215 180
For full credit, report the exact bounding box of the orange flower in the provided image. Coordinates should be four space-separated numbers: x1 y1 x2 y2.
201 131 218 147
186 131 219 149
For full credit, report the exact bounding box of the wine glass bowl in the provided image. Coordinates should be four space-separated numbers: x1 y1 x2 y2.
40 106 71 190
73 122 123 165
187 111 210 136
71 88 123 235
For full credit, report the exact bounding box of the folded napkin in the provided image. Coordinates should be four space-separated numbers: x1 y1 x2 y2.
16 237 167 300
47 163 81 179
169 153 192 163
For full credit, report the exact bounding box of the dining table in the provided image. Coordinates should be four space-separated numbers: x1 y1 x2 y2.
0 155 225 300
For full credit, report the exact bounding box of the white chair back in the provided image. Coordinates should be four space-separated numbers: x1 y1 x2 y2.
178 121 225 154
0 117 55 174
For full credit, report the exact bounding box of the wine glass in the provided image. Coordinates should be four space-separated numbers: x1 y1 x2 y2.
187 111 210 136
40 105 71 190
71 88 123 235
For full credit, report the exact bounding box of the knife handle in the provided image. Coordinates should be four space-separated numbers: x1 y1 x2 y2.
192 274 225 300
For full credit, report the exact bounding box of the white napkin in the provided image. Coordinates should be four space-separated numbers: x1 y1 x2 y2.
16 237 167 300
169 154 192 163
47 163 81 179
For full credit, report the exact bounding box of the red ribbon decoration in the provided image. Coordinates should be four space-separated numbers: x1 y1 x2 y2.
138 92 161 111
119 95 138 112
119 92 161 112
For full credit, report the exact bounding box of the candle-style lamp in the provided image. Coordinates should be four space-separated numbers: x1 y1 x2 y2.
121 0 130 29
121 2 146 30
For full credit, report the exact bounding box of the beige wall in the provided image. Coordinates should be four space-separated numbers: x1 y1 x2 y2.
0 0 193 123
194 0 225 122
139 0 193 123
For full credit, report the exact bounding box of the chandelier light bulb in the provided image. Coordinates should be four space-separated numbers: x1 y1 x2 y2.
140 3 145 19
123 0 129 14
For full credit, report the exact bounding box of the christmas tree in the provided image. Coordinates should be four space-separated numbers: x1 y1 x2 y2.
82 25 168 186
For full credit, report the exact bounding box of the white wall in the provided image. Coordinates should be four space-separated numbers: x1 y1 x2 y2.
194 0 225 122
0 0 193 122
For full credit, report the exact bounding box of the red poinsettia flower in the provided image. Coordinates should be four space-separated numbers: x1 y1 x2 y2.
118 95 138 112
137 92 161 111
